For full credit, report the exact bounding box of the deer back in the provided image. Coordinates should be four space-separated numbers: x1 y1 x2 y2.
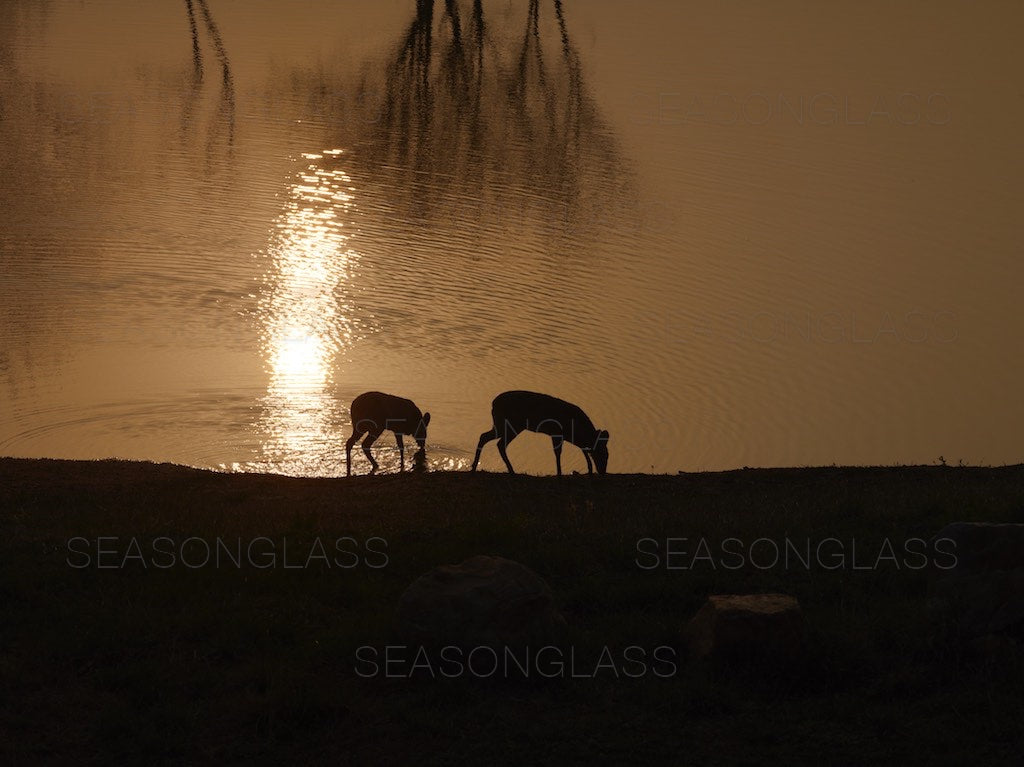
351 391 424 436
492 390 600 449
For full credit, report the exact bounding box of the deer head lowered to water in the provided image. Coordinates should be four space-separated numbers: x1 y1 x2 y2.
470 390 609 475
345 391 430 476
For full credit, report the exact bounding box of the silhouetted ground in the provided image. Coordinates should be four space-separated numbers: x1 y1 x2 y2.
2 458 1023 765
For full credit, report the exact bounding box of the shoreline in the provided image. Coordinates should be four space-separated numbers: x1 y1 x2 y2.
4 453 1022 478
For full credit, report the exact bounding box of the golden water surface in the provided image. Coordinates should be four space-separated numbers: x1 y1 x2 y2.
1 1 1022 474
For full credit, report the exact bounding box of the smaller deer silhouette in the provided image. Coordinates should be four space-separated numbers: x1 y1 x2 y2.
345 391 430 476
471 390 609 475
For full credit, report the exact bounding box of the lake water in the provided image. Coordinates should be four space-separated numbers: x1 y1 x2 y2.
1 0 1022 475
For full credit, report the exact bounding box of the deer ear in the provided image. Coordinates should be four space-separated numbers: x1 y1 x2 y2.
422 412 431 426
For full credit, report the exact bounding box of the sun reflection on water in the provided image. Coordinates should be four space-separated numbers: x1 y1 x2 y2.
251 149 362 476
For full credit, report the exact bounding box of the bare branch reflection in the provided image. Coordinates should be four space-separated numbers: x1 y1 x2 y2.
181 0 235 153
183 0 203 80
341 0 625 240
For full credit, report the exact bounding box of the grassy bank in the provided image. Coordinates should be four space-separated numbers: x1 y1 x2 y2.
2 458 1023 765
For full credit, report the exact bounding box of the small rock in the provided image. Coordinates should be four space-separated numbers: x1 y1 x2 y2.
395 555 566 647
684 593 804 661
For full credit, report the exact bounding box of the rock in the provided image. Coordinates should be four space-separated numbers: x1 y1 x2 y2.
932 522 1024 575
395 555 566 647
684 593 804 662
929 523 1024 638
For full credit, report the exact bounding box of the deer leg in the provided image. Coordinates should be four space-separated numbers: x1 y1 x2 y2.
471 428 497 471
551 436 563 476
345 429 365 477
584 451 593 475
361 432 380 474
497 435 516 474
394 432 405 472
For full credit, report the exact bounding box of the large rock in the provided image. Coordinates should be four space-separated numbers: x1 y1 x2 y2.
929 522 1024 638
932 522 1024 575
684 593 804 661
395 555 566 647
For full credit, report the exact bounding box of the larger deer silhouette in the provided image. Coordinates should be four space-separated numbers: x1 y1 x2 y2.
471 390 609 475
345 391 431 476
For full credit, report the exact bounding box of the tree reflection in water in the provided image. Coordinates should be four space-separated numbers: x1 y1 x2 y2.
348 0 625 237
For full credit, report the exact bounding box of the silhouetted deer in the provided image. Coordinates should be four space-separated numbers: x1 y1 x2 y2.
345 392 430 476
471 390 609 475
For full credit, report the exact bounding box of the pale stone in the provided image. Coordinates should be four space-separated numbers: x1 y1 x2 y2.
685 593 804 661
